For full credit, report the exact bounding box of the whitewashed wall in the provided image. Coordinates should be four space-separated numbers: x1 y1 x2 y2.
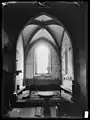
16 35 24 90
61 32 74 91
61 32 74 80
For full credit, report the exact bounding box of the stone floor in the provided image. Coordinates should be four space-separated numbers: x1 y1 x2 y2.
6 90 83 118
9 106 57 118
8 105 82 118
3 84 84 118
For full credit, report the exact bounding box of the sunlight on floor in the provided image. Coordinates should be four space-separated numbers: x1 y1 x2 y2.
9 107 57 118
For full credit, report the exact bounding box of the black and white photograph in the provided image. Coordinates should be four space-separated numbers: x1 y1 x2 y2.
1 1 88 118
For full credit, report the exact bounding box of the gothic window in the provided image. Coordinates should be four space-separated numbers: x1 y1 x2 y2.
34 43 51 76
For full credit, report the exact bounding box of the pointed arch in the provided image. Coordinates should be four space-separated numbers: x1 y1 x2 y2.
25 37 61 60
29 28 57 46
18 12 71 51
15 12 74 93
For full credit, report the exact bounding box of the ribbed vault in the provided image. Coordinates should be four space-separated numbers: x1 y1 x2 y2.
18 12 65 49
16 12 74 92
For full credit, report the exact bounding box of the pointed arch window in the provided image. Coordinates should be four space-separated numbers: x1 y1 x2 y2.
34 43 51 76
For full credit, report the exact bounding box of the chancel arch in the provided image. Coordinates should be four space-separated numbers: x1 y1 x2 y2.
15 12 74 93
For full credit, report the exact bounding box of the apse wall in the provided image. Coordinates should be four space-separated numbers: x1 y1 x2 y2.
25 41 60 80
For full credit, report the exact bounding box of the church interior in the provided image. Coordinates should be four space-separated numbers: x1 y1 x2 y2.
2 2 88 118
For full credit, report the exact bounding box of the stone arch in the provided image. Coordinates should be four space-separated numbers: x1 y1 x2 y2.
15 12 74 93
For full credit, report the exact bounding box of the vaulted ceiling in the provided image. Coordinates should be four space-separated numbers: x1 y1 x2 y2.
18 13 65 50
3 3 87 52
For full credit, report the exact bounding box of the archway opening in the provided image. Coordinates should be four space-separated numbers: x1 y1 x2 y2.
15 13 74 95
